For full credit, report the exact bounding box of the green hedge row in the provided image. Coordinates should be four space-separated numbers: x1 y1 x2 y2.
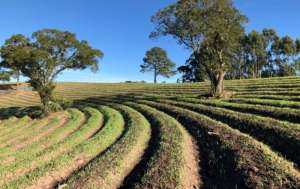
122 103 186 189
141 100 300 189
143 99 300 168
227 98 300 109
63 104 151 189
179 98 300 124
233 94 300 101
2 106 124 189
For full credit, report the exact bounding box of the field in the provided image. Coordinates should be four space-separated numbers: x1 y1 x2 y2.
0 76 300 189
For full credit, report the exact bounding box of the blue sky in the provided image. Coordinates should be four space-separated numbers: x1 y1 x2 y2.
0 0 299 83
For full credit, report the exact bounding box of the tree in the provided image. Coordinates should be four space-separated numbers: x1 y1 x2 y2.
0 29 103 114
242 30 268 78
141 47 176 83
178 54 206 82
151 0 247 96
0 71 11 82
269 35 300 77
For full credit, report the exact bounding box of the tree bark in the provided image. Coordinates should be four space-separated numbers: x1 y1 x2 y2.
210 70 225 97
37 84 55 115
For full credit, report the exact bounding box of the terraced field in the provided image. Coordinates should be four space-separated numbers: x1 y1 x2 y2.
0 76 300 188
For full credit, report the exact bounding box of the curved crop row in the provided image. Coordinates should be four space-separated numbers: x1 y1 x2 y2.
0 116 31 140
233 94 300 101
141 99 300 168
2 106 124 189
178 97 300 124
0 113 68 151
62 104 151 189
0 109 84 166
0 115 60 157
120 103 195 189
141 100 300 188
226 98 300 109
0 107 103 185
0 117 18 129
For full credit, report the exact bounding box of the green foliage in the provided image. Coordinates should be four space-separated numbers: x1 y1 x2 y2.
0 71 11 82
124 102 185 189
177 54 207 82
141 100 300 188
153 98 300 168
228 28 300 79
1 77 300 188
141 47 176 83
151 0 247 96
0 29 103 114
53 96 73 109
63 104 151 189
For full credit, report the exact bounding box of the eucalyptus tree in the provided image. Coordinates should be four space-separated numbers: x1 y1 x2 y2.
141 47 176 83
242 30 268 78
0 29 103 114
151 0 247 96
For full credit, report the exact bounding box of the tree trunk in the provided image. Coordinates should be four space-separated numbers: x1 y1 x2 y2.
37 84 55 115
16 73 20 90
154 67 157 84
210 71 225 97
193 51 225 97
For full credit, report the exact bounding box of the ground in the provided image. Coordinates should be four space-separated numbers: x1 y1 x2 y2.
0 76 299 189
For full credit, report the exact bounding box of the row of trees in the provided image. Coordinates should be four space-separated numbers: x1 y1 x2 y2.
148 0 300 96
179 29 300 82
141 28 300 85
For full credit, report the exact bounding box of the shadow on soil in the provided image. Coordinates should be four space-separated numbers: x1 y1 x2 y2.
0 106 43 119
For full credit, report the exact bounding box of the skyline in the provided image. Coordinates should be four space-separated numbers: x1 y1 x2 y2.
0 0 300 83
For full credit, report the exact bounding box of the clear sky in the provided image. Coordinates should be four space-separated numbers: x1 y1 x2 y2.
0 0 299 83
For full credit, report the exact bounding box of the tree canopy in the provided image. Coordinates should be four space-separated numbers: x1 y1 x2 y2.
0 29 103 114
151 0 247 96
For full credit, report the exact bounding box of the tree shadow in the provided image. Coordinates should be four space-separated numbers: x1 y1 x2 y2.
0 106 43 119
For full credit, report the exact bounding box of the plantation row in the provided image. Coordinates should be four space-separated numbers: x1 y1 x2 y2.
0 76 300 188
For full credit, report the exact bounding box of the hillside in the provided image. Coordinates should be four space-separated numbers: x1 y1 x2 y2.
0 77 299 188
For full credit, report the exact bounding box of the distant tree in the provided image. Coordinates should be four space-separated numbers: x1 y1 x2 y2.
151 0 247 96
141 47 176 83
228 28 300 79
0 29 103 114
261 28 279 77
178 54 206 83
242 30 268 78
178 65 193 83
11 69 21 87
0 71 11 82
270 35 300 76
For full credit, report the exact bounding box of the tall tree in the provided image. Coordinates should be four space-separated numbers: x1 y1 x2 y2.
0 29 103 114
261 28 279 77
151 0 247 96
271 36 299 76
141 47 176 83
242 30 268 78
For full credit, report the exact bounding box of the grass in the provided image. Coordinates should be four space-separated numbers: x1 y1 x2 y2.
140 100 300 188
0 76 299 188
178 97 300 124
63 104 151 189
2 106 124 189
117 102 186 189
147 98 300 168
